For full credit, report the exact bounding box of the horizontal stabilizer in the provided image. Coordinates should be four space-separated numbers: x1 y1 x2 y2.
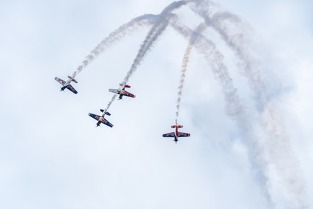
171 125 183 128
100 109 111 116
68 76 78 83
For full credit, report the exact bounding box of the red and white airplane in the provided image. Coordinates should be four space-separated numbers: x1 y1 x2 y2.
55 76 78 94
163 124 190 143
88 109 113 128
109 82 136 100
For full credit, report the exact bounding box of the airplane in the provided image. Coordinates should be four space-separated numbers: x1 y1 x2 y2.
88 109 113 128
109 81 136 100
163 124 190 143
55 76 78 94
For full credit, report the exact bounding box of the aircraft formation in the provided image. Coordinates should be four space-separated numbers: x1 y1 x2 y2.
54 1 197 143
54 0 308 207
55 76 190 143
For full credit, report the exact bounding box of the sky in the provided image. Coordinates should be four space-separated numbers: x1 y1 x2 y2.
0 0 312 209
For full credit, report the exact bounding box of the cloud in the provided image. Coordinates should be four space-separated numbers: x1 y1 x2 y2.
0 0 312 209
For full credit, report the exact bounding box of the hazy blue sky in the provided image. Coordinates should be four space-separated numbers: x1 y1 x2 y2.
0 1 312 209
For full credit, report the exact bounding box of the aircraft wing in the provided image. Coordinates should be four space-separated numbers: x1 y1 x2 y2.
123 91 135 98
101 119 113 128
89 113 100 121
163 132 175 137
109 89 119 94
177 132 190 137
55 77 66 85
66 85 78 94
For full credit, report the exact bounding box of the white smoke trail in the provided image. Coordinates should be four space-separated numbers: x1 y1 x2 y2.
261 103 308 209
104 1 189 112
71 14 157 79
104 3 185 111
175 23 207 123
103 19 171 112
205 10 268 109
171 19 243 121
123 19 170 83
105 94 117 111
123 1 188 83
190 1 308 208
171 19 276 208
176 45 192 123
